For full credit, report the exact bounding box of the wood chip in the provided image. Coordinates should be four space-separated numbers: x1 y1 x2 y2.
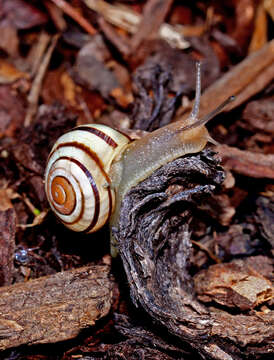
0 265 113 350
242 97 274 134
0 59 29 85
194 257 273 310
216 144 274 179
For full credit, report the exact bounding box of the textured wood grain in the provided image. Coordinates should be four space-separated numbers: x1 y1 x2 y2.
0 265 113 350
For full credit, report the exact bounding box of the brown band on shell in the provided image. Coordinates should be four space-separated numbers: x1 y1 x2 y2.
52 156 100 232
54 141 112 184
70 126 118 148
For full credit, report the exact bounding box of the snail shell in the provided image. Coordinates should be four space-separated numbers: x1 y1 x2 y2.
45 124 131 232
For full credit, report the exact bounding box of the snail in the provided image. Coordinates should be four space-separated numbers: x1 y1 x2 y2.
45 63 234 256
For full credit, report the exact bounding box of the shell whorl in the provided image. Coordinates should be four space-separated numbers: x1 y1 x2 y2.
45 124 131 233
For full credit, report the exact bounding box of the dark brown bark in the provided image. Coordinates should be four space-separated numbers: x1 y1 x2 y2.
113 149 274 359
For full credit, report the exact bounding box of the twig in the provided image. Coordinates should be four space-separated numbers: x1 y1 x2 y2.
24 34 59 127
27 31 51 77
50 0 96 35
44 0 67 31
191 240 221 264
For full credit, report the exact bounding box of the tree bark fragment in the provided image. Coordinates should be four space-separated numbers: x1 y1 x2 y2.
0 264 113 350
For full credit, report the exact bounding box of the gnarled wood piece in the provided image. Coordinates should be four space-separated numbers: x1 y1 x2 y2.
0 265 113 350
113 149 274 359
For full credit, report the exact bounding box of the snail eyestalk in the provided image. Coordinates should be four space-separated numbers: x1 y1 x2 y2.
190 62 201 120
180 95 236 132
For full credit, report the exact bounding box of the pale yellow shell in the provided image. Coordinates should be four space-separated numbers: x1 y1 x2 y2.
45 124 131 233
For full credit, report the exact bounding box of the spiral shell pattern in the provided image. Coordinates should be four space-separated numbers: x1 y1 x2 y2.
45 124 131 233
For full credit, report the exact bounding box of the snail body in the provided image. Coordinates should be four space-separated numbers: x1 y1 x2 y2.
45 63 234 256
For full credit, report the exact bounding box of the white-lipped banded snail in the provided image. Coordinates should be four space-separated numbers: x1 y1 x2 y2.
44 63 234 256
